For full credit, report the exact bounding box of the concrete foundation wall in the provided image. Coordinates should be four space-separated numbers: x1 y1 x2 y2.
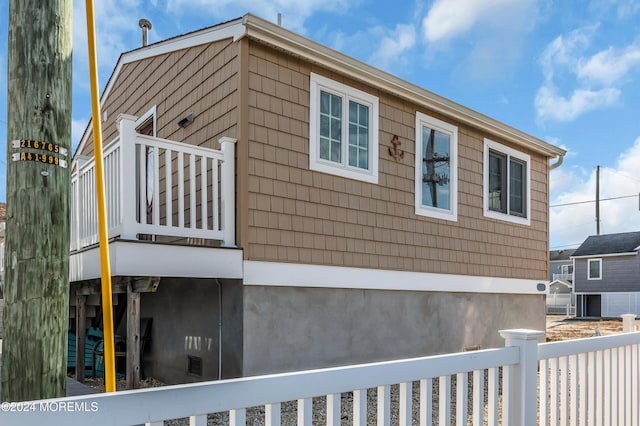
243 286 545 376
140 278 243 384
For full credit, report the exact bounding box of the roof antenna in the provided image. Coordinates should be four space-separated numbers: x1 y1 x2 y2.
277 13 282 26
139 18 152 47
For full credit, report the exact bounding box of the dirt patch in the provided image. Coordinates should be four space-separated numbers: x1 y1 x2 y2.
545 315 624 342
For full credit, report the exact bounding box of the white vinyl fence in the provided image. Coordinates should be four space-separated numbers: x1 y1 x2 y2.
2 328 640 426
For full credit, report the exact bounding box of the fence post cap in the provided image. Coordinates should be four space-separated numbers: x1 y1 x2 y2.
499 329 545 341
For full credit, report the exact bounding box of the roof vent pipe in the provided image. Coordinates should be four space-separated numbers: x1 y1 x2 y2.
277 13 282 26
139 19 152 47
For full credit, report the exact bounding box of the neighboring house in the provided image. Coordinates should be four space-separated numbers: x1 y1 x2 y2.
69 14 566 384
549 249 575 283
547 249 575 314
572 231 640 318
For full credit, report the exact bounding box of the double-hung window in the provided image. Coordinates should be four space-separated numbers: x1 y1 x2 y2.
309 73 379 183
588 258 602 280
414 112 457 221
483 139 530 225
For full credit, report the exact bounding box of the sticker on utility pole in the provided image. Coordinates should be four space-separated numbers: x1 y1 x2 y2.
11 152 68 168
11 139 68 156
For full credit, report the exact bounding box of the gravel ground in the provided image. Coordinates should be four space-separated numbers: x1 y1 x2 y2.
163 382 477 426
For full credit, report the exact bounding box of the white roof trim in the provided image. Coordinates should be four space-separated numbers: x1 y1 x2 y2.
75 13 566 160
122 19 246 65
549 280 572 289
571 251 638 259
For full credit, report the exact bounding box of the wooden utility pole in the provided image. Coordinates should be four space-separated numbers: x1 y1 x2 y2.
2 0 72 401
596 165 600 235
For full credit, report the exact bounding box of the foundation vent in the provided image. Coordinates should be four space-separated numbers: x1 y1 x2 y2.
187 355 203 376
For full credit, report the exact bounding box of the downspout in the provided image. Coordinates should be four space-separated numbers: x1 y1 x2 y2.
549 154 564 170
215 279 223 380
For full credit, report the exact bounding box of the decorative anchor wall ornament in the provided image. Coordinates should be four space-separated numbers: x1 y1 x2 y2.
389 135 404 161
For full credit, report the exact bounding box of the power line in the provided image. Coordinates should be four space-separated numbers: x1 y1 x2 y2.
602 167 640 184
550 194 638 208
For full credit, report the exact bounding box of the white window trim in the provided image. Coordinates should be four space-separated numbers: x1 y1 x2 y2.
483 138 531 226
414 112 458 221
561 264 573 274
588 258 602 280
309 72 379 184
136 105 157 136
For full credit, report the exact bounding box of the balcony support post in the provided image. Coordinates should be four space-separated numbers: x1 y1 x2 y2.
117 114 139 240
220 137 237 247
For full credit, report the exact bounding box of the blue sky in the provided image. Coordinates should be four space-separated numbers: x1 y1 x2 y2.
2 0 640 250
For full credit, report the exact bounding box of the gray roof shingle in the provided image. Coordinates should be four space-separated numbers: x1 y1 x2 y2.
572 231 640 257
550 249 576 261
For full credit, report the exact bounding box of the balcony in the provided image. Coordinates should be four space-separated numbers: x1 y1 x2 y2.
552 273 573 282
69 114 242 282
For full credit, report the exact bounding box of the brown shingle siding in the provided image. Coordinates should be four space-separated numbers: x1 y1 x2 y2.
244 42 549 280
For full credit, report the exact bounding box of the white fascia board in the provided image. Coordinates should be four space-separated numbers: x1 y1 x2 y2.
243 261 548 295
121 20 246 65
571 252 638 260
70 241 243 281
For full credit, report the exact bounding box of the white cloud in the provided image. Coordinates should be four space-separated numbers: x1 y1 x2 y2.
71 0 150 145
549 165 587 197
539 27 596 81
368 24 416 70
550 137 640 248
74 0 145 70
577 43 640 86
420 0 540 82
422 0 537 43
535 86 620 122
72 0 151 102
535 25 640 122
614 0 640 18
72 119 89 153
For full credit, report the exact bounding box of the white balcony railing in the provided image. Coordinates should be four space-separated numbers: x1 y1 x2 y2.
553 273 573 281
71 114 236 251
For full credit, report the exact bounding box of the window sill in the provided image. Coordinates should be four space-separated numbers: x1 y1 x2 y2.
483 209 531 226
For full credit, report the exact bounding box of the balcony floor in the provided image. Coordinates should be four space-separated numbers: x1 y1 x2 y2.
70 239 243 282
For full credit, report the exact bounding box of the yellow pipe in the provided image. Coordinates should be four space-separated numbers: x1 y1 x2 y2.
85 0 116 392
